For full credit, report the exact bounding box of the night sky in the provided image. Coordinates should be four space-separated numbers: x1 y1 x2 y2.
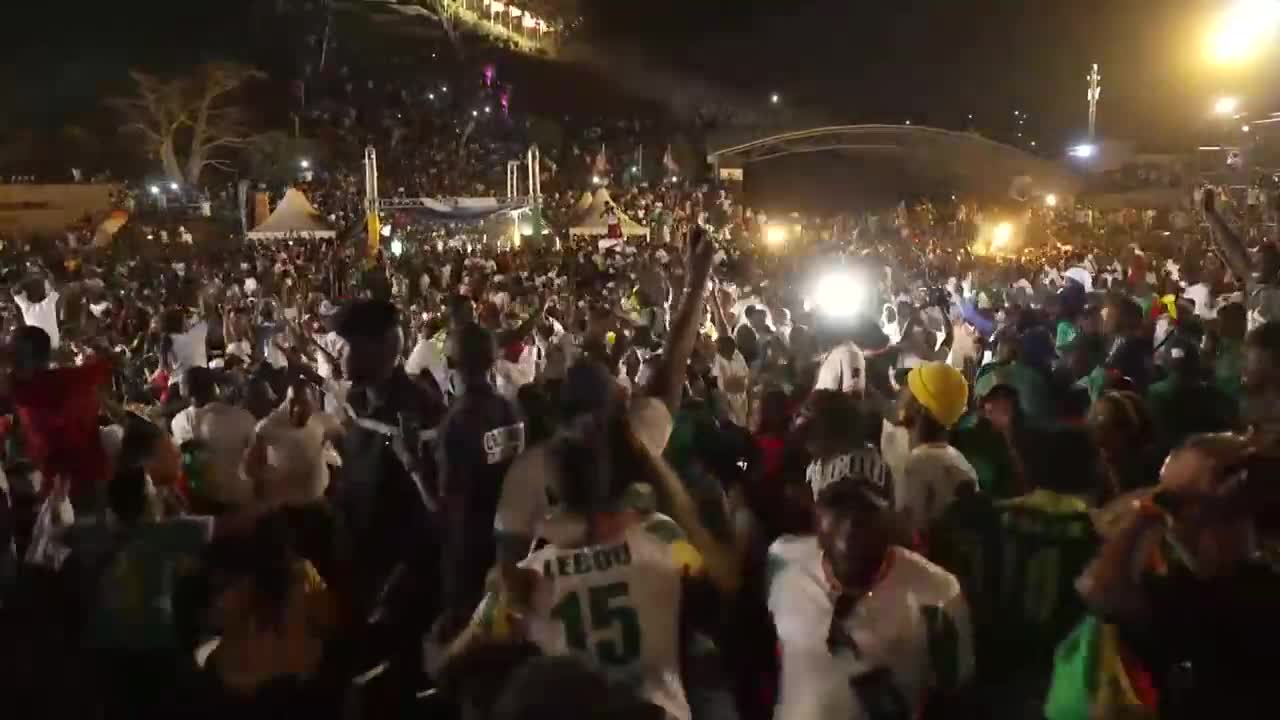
2 0 1273 153
585 0 1271 151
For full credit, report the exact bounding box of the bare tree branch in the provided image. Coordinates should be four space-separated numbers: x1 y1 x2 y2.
111 63 264 185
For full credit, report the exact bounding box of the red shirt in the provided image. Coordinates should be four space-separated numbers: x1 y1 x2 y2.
14 359 112 493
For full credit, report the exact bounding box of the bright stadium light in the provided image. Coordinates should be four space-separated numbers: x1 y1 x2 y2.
1069 144 1096 158
1215 96 1240 115
770 92 781 105
809 269 869 319
390 238 404 256
169 181 179 191
1206 1 1280 66
992 222 1014 249
299 158 311 169
1045 193 1059 207
148 185 160 195
1243 123 1252 132
765 224 787 247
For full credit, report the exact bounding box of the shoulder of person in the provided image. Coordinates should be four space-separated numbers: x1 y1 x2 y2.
765 535 819 587
886 546 964 601
639 512 687 545
626 394 674 449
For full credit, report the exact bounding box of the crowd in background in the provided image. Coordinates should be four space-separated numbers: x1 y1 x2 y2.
0 9 1279 720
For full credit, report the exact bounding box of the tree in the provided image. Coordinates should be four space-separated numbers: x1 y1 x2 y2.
423 0 467 59
246 131 321 184
113 63 265 187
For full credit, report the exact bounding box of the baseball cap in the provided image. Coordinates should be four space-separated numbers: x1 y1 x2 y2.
814 469 894 514
808 446 892 510
906 361 969 427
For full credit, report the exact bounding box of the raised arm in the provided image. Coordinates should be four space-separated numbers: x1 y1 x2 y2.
1204 188 1254 284
644 228 716 413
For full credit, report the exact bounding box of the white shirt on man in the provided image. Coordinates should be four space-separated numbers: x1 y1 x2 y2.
710 350 750 427
13 283 61 348
814 341 866 395
253 402 342 506
167 321 209 380
314 330 349 380
171 401 257 506
899 444 978 535
768 539 973 720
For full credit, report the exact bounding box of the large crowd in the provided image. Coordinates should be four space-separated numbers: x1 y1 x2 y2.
0 168 1278 720
2 12 1280 720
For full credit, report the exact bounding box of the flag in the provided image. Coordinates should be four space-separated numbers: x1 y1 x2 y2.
1045 616 1158 720
663 145 679 176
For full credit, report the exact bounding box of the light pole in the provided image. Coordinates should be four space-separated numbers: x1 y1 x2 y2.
1086 63 1101 142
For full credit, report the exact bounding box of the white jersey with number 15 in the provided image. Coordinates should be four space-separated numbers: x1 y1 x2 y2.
477 514 704 720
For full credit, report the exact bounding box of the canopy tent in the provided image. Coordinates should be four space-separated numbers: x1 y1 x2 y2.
247 188 336 240
569 188 648 238
572 190 594 213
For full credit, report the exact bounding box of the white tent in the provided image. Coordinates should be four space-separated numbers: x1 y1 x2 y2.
569 188 648 239
247 188 336 240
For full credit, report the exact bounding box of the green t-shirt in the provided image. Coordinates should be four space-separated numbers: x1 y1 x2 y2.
1214 339 1244 401
1079 365 1107 403
69 516 213 652
974 361 1055 424
951 415 1019 500
1054 320 1079 353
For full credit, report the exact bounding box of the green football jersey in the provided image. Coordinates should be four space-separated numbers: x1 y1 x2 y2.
991 490 1098 671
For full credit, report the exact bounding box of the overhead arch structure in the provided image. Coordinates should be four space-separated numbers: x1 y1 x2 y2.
708 124 1083 200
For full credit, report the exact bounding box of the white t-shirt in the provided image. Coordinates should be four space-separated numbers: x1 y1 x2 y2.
814 341 866 395
254 404 342 506
710 350 750 427
1183 282 1215 320
14 286 61 349
479 514 703 720
880 421 912 500
172 402 258 506
767 539 973 720
899 444 978 534
166 321 209 380
494 356 535 402
315 331 349 380
495 397 673 546
406 333 449 397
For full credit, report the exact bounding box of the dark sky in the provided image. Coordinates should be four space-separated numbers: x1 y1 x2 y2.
2 0 1273 152
585 0 1275 151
